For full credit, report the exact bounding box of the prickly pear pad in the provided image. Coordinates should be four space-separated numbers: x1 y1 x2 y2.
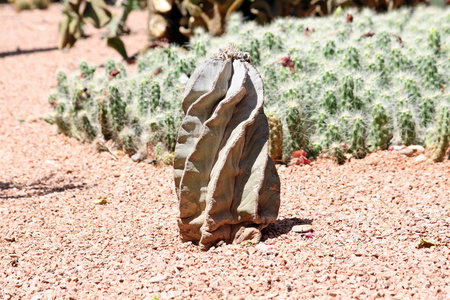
173 47 280 250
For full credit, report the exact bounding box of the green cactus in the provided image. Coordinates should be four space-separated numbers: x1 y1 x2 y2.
321 89 338 114
398 109 417 146
138 78 161 116
404 77 421 103
56 71 69 96
342 46 360 69
267 114 283 163
164 112 177 151
285 100 309 153
325 119 341 147
105 59 117 75
426 103 450 162
323 40 336 58
377 31 391 50
109 85 127 133
54 102 71 136
322 70 338 85
418 55 442 91
350 115 367 158
192 41 207 58
262 32 282 51
388 48 410 71
328 142 346 165
79 61 96 79
248 38 261 66
418 96 436 128
78 111 97 141
119 127 137 155
312 108 329 134
369 102 392 150
340 75 363 110
427 28 441 55
97 97 114 140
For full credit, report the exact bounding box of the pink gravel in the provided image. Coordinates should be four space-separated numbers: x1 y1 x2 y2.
1 4 449 299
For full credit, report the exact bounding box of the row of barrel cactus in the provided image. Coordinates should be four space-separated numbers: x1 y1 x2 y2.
47 6 450 164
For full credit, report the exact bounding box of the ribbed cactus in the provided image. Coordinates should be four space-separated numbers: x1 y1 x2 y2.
369 102 392 150
426 103 450 162
173 47 280 250
398 109 417 146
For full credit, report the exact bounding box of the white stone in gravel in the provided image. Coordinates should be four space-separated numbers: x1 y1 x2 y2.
266 292 279 298
407 145 425 155
255 243 274 254
392 148 414 156
292 224 313 233
415 154 427 162
149 274 167 283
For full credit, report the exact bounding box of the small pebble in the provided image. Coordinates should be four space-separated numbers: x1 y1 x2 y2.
149 274 167 283
292 224 313 233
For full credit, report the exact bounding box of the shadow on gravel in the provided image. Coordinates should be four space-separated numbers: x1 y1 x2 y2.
262 217 313 241
0 46 58 58
0 174 86 199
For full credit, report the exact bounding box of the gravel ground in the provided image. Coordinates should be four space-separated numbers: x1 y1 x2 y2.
1 4 450 299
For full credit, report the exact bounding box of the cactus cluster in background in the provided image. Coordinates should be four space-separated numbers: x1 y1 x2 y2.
47 6 450 164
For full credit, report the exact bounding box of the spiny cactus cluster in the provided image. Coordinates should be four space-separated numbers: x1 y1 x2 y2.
47 6 450 164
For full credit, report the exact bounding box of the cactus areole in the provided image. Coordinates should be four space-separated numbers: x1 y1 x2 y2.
173 47 281 250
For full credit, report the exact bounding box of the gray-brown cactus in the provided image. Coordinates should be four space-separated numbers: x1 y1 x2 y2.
173 47 280 250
